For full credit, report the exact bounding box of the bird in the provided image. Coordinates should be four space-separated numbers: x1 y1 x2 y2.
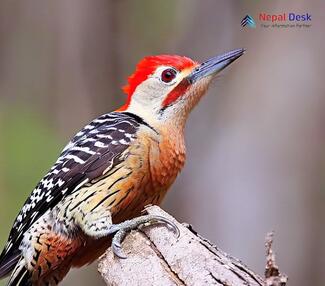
0 48 244 285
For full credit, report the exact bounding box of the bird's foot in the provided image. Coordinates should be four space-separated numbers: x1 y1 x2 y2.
108 214 179 258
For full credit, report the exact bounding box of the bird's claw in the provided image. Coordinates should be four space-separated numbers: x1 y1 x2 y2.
110 214 180 259
112 235 127 259
146 215 180 238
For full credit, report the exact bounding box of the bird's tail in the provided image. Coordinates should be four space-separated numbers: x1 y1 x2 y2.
7 257 31 286
0 249 21 279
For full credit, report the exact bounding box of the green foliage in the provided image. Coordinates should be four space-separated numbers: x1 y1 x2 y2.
0 105 62 254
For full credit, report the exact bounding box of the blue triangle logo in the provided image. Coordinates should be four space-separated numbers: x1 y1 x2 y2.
241 15 256 28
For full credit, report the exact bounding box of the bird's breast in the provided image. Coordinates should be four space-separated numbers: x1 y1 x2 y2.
150 136 186 188
136 125 186 193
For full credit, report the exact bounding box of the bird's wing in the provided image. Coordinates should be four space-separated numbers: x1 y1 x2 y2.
0 111 151 277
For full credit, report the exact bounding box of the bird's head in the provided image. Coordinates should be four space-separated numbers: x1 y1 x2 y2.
118 49 244 129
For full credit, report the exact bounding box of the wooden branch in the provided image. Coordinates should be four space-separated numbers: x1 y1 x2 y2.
265 232 288 286
98 206 287 286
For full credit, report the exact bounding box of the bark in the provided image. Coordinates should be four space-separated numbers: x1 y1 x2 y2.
98 206 287 286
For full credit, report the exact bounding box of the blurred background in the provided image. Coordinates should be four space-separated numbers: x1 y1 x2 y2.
0 0 324 285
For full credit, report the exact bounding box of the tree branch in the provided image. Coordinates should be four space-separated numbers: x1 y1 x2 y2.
98 206 287 286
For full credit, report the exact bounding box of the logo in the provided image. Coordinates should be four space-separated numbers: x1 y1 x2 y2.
259 12 312 23
259 12 312 28
241 15 256 28
241 13 312 29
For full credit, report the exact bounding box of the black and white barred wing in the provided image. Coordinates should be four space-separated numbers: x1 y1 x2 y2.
0 112 144 277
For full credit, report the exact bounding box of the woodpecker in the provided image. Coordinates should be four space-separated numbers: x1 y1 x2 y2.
0 49 244 285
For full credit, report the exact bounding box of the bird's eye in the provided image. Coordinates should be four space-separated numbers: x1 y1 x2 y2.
161 68 177 83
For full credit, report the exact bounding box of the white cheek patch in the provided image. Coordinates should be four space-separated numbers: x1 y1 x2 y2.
136 79 167 106
129 67 181 110
126 66 198 122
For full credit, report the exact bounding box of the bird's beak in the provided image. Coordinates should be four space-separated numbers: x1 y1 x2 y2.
186 48 245 84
